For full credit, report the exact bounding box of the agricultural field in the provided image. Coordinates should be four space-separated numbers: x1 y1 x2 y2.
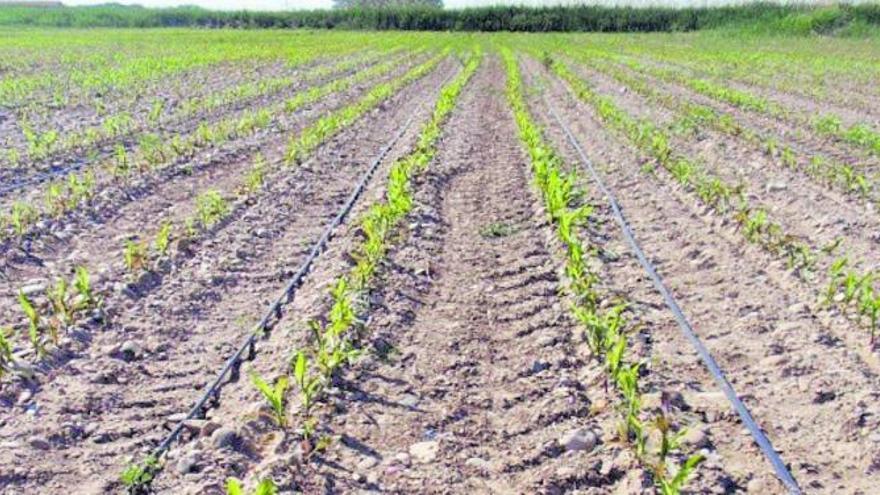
0 26 879 495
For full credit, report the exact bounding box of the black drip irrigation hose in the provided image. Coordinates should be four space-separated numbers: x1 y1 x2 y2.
143 60 460 477
544 95 803 495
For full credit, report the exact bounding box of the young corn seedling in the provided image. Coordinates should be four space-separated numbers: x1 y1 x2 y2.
120 455 158 493
10 201 38 236
18 291 44 355
242 153 267 195
657 452 705 495
0 328 14 380
292 350 323 428
73 266 96 310
825 257 849 304
249 370 289 428
195 190 229 229
741 208 768 243
226 477 277 495
153 221 173 257
113 144 130 177
46 278 72 342
123 239 148 273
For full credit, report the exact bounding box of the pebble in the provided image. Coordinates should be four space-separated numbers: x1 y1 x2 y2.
408 441 438 464
120 340 142 360
28 436 51 450
17 389 33 405
530 360 550 374
176 451 201 474
399 394 420 408
765 181 788 192
681 426 710 449
210 427 240 451
465 457 491 471
558 428 598 452
357 456 379 471
394 452 412 467
747 477 769 492
20 283 47 297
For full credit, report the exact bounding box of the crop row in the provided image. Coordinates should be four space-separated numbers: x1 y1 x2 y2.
568 51 877 206
0 49 428 243
605 52 880 159
503 48 702 494
0 50 451 386
124 47 481 495
1 49 394 169
534 53 880 352
120 49 448 277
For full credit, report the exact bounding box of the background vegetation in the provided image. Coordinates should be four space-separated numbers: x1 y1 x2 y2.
0 2 878 34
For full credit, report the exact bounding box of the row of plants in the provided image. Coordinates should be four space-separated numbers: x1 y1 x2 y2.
607 52 880 159
570 52 877 206
123 46 480 495
119 49 452 278
0 266 101 381
2 49 450 387
547 52 880 347
0 50 431 243
3 50 398 169
572 32 879 111
503 48 702 494
544 56 819 277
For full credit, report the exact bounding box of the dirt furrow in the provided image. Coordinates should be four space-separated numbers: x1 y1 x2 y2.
187 56 654 495
533 56 880 494
0 58 457 495
0 55 428 337
565 59 880 290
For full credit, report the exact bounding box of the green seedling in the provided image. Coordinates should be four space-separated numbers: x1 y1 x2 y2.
154 221 173 256
120 455 158 492
249 371 289 428
46 278 71 342
0 328 14 380
226 477 277 495
73 266 95 309
18 290 43 355
292 350 323 423
657 453 705 495
195 190 229 228
124 239 148 273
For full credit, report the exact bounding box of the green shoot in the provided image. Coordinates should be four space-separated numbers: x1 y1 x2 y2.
18 290 43 355
249 371 289 428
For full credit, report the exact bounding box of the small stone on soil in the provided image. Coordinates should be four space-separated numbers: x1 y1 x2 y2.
210 427 240 451
558 428 598 452
409 441 439 463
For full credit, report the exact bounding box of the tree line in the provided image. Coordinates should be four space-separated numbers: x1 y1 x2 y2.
0 2 877 33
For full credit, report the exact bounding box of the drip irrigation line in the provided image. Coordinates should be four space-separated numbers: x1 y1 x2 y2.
147 61 459 467
544 94 803 495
